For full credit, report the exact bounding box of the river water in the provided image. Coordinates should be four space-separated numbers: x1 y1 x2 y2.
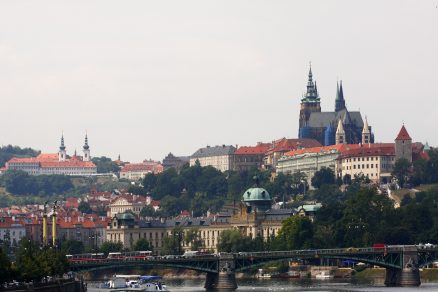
156 278 438 291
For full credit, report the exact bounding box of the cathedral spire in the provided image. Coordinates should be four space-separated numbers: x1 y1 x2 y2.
335 80 346 112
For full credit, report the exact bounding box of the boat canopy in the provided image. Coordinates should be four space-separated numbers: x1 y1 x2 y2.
140 276 162 281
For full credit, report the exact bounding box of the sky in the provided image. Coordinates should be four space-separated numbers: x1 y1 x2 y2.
0 1 437 162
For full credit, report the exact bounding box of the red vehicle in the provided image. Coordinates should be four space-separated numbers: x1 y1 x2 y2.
373 243 386 249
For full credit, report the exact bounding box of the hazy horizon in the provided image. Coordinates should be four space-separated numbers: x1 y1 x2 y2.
1 1 437 162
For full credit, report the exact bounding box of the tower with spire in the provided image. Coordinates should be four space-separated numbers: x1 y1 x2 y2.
335 119 346 145
395 125 412 163
335 81 346 112
83 133 91 162
58 134 67 161
299 64 321 133
362 117 371 144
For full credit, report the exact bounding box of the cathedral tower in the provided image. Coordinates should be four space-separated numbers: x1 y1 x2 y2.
299 65 321 133
335 119 346 145
58 134 67 161
83 133 91 162
335 81 346 112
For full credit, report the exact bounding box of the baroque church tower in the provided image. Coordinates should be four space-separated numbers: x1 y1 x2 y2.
58 134 67 161
83 134 91 162
299 65 321 131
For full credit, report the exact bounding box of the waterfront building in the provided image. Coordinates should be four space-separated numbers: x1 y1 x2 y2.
263 138 321 170
298 66 373 146
5 134 97 176
58 214 108 248
119 161 163 181
190 145 236 172
106 184 297 253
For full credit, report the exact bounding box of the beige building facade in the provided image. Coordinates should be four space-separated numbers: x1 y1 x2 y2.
190 145 236 172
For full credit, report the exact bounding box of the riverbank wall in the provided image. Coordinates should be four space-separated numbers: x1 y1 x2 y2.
4 279 86 292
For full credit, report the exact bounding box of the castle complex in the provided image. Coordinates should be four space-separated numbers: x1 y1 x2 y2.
298 66 374 146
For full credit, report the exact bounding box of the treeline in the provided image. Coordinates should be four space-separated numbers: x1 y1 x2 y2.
0 240 68 285
1 170 74 196
133 162 308 217
0 145 40 167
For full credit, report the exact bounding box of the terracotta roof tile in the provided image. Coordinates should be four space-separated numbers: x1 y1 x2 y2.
395 125 412 140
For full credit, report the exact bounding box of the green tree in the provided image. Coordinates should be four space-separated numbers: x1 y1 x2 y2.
311 167 336 189
217 229 254 252
78 201 93 214
133 238 153 251
92 156 121 173
162 226 184 255
140 205 156 217
61 240 85 254
184 228 203 251
392 158 411 188
0 145 40 167
99 241 123 255
143 173 157 193
274 216 314 250
0 247 12 285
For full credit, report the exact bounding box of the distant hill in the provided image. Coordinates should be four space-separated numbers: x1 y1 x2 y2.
0 145 40 167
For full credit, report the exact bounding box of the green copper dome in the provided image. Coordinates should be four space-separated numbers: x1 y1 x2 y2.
116 212 135 220
242 187 271 202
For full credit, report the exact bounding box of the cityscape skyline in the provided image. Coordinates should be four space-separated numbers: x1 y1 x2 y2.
1 1 437 162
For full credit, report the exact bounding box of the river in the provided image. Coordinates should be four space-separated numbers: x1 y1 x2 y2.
88 278 438 291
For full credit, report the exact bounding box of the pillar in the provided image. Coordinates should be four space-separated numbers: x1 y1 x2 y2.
52 212 57 246
42 213 48 246
204 254 237 290
385 246 420 287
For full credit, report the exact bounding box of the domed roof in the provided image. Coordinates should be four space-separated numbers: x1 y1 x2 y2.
242 187 271 202
116 212 135 220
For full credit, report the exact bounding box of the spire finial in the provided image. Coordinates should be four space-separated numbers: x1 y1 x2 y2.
60 133 66 151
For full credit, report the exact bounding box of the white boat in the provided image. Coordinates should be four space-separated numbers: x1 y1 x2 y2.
140 276 170 291
143 282 169 291
315 271 334 279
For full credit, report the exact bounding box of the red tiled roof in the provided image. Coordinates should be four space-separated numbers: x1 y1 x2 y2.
234 143 271 155
7 154 96 168
339 144 395 159
267 138 322 154
395 125 412 140
39 160 96 168
285 144 358 157
150 200 160 207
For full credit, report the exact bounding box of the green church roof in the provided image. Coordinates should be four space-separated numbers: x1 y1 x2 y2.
242 187 271 202
116 212 135 220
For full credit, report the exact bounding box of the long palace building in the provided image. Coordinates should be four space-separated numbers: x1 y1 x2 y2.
5 134 97 176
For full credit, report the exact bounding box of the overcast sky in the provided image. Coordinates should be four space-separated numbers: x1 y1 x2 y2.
1 1 437 162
